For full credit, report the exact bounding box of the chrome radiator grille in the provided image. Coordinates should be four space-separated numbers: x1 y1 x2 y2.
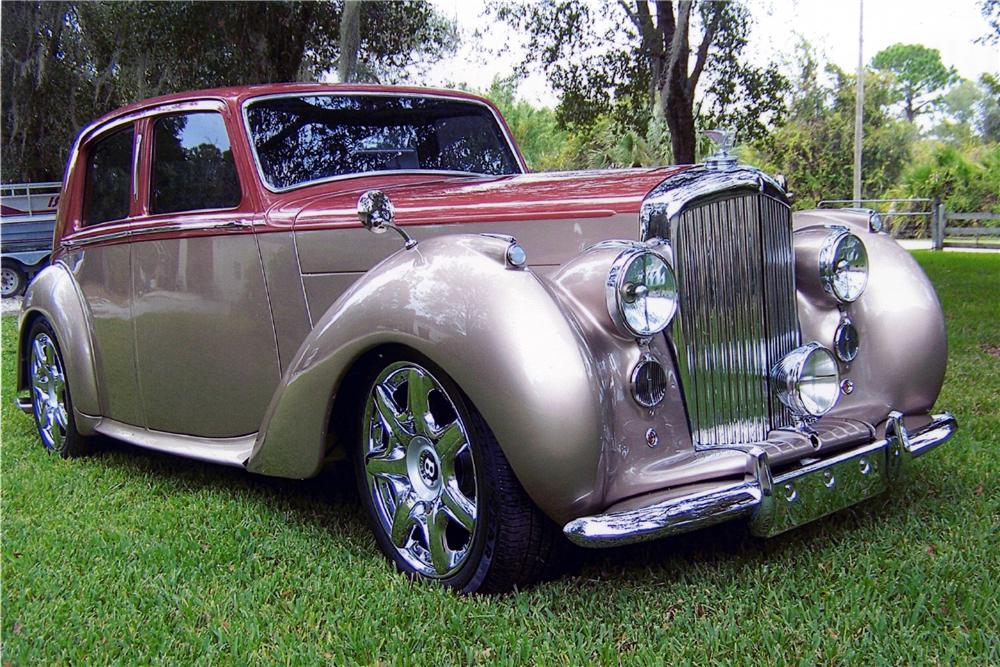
671 191 800 445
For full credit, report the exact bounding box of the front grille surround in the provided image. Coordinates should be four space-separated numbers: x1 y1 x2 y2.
669 188 800 446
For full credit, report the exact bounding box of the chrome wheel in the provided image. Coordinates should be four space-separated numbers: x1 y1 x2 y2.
362 361 478 578
30 332 69 451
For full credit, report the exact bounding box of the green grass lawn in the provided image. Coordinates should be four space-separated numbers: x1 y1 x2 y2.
2 251 998 664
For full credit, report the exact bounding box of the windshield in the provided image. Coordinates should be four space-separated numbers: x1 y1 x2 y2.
244 94 521 190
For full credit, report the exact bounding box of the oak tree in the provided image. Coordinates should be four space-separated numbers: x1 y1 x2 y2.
492 0 788 164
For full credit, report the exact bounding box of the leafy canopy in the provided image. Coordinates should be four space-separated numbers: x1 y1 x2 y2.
746 41 916 209
870 43 958 122
491 0 788 164
1 1 454 180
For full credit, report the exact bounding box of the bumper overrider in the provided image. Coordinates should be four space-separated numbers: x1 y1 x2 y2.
564 411 957 547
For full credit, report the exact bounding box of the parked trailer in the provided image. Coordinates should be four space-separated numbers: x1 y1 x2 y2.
1 182 60 297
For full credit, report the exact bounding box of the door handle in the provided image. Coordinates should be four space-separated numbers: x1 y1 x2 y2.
219 219 254 230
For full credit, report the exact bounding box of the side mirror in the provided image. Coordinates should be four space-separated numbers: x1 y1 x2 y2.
357 190 395 232
357 190 416 249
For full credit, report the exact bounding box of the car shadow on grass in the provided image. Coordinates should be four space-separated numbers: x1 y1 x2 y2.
84 434 372 551
81 430 943 592
557 477 949 593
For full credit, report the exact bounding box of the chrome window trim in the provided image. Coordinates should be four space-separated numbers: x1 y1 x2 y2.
67 99 231 237
240 91 527 194
81 124 137 229
132 132 142 202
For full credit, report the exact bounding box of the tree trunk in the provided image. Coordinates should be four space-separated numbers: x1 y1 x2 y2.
664 91 696 164
338 0 361 83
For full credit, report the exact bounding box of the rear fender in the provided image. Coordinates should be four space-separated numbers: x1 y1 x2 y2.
17 262 101 428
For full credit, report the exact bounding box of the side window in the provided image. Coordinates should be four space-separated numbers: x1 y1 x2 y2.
151 112 241 214
83 127 134 226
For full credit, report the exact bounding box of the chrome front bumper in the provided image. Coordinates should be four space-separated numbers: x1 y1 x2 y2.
564 412 957 547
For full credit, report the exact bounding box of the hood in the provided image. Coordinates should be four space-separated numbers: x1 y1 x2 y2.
279 167 689 229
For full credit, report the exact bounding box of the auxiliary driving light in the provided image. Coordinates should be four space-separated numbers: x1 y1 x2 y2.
771 342 841 418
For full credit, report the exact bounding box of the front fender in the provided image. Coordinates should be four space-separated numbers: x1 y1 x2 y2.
249 234 607 523
17 262 101 427
793 210 947 424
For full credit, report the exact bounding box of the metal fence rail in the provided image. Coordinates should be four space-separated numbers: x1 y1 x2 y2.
818 198 998 250
818 197 936 239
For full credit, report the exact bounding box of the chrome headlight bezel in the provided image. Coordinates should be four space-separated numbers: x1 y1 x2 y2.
819 230 869 303
605 247 678 339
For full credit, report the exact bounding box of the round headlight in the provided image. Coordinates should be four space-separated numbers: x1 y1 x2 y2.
820 231 868 303
607 250 678 338
771 342 840 418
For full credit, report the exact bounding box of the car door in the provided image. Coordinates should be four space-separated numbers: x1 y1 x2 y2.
130 104 280 438
64 122 145 426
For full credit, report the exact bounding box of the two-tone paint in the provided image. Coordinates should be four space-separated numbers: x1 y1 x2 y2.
17 83 954 536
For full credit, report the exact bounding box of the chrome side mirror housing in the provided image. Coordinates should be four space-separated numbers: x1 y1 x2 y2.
357 190 416 249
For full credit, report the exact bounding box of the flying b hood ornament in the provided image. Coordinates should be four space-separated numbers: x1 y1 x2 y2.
704 128 738 169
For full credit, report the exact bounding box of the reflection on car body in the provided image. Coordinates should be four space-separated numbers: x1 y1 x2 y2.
15 83 956 593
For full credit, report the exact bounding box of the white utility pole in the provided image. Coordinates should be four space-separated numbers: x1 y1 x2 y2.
852 0 864 206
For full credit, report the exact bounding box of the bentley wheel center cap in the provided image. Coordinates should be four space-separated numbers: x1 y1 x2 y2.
419 451 438 483
407 436 442 496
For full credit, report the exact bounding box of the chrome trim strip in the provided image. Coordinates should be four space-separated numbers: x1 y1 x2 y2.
14 396 32 414
61 219 252 249
132 132 142 202
563 412 957 547
240 91 527 194
61 229 131 249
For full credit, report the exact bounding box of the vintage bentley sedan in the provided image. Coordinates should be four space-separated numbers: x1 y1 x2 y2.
17 83 956 593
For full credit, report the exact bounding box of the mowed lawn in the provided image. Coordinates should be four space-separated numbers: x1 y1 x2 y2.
2 251 998 664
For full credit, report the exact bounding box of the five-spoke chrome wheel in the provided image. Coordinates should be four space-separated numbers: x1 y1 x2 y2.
362 361 478 578
30 332 69 451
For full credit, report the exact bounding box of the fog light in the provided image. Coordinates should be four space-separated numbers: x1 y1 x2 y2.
771 342 840 417
632 357 668 408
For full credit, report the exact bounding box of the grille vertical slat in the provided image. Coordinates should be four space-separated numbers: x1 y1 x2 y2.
672 191 799 446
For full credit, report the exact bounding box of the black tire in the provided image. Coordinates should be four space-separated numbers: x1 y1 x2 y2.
26 318 94 458
1 260 26 298
352 349 563 594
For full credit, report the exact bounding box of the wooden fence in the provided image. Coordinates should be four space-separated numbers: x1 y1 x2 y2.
932 208 1000 250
